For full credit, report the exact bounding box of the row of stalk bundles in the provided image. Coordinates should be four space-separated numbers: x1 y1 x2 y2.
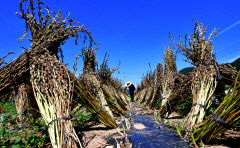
0 0 129 147
135 21 240 145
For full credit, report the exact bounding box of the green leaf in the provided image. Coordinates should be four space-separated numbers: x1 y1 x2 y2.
12 144 22 148
14 137 21 143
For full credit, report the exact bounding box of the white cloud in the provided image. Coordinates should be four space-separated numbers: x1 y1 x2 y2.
219 20 240 35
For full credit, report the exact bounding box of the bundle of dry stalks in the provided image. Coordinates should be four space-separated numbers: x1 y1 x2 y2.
101 85 126 115
185 66 217 129
80 49 114 117
76 49 121 127
171 21 220 131
135 88 148 103
110 78 130 105
82 47 97 75
0 52 14 68
104 78 129 111
135 69 152 102
98 54 127 114
149 62 164 109
142 69 156 106
159 73 192 116
15 83 29 122
170 21 216 67
30 52 80 148
142 86 154 106
0 0 92 98
74 79 118 128
98 53 120 83
136 67 155 105
193 73 240 144
159 46 177 114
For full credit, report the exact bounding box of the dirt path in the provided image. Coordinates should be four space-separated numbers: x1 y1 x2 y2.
81 103 240 148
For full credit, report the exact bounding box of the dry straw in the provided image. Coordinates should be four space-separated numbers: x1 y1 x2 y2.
15 83 29 122
30 53 80 148
159 46 177 114
81 49 114 117
0 0 92 98
185 66 217 129
193 72 240 144
149 62 163 109
159 73 191 116
170 21 219 130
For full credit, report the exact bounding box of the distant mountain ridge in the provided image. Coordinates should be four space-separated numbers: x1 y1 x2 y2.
179 57 240 75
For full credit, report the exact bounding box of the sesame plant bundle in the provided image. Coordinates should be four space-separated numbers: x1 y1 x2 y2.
136 88 148 103
135 82 145 102
144 70 157 107
0 0 92 99
0 50 31 98
134 88 140 100
218 64 239 85
0 52 14 68
110 78 130 104
15 83 30 122
170 21 216 67
72 53 117 128
150 87 162 109
184 66 217 129
193 73 240 144
135 71 153 103
138 66 155 105
97 53 127 114
30 52 81 148
159 46 177 114
106 80 128 110
170 21 219 130
150 62 164 109
135 81 145 98
135 74 148 103
139 79 150 105
81 49 114 117
74 79 118 128
101 85 126 115
147 86 157 109
142 86 154 107
160 74 175 112
159 73 192 116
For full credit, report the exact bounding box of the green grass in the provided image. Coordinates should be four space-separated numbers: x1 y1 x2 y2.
0 99 49 147
0 98 17 114
0 99 96 147
154 98 162 110
175 94 193 117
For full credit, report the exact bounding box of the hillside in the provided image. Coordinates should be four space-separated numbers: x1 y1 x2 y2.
179 57 240 75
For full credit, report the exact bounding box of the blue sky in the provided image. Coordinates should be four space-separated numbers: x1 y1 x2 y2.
1 0 240 85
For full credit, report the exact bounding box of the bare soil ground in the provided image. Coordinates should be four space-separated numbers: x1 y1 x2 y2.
80 117 126 148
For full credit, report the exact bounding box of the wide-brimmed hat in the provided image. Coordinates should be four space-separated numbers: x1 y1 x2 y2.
125 81 132 87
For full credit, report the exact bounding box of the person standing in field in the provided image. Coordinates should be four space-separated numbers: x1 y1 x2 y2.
125 81 136 102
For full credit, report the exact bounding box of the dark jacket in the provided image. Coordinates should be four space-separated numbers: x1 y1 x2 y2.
128 84 135 95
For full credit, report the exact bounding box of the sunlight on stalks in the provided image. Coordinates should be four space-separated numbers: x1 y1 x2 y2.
193 72 240 144
176 126 182 138
185 66 217 129
160 46 177 112
30 53 81 148
15 83 29 122
121 115 131 130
